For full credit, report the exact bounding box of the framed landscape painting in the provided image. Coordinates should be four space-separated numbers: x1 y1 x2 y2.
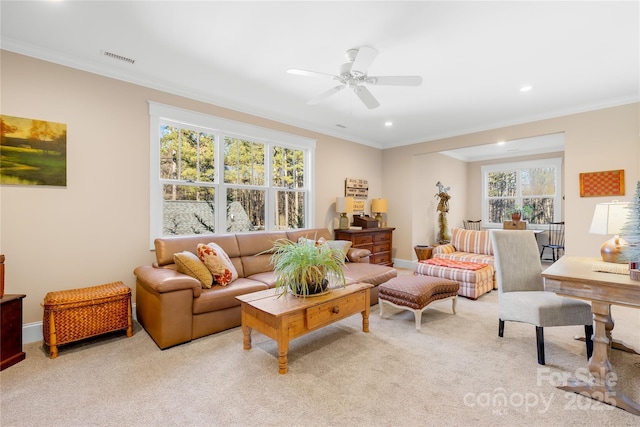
0 115 67 186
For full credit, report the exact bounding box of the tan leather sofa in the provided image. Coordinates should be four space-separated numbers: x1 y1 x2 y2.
134 228 397 349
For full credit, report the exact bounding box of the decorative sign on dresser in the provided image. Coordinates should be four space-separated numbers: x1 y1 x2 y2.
334 227 395 266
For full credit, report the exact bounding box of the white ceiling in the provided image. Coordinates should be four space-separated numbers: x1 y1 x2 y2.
1 1 638 150
440 132 565 162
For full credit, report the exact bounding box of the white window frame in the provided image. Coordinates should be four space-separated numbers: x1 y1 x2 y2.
481 157 563 228
149 102 316 247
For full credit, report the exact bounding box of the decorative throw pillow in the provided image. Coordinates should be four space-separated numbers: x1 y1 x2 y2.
298 237 352 260
327 240 352 261
196 242 238 286
174 251 213 288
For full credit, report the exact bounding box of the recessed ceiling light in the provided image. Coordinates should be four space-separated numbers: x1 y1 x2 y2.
520 85 533 92
384 121 393 127
497 141 506 145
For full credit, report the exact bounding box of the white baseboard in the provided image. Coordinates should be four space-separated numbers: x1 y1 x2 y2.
23 303 138 344
23 321 44 344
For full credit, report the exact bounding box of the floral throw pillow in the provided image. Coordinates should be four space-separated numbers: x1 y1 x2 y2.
196 242 238 286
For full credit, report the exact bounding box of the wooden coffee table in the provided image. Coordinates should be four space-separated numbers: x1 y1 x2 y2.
236 282 372 374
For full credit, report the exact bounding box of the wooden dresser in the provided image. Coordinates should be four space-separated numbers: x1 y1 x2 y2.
334 227 395 266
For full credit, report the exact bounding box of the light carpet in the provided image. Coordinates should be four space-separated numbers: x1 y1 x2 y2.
1 289 639 426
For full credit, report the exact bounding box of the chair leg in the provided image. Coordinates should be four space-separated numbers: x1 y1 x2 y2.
498 319 505 337
536 326 545 365
585 324 594 359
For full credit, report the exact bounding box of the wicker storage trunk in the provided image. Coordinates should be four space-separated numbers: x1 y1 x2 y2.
43 282 133 358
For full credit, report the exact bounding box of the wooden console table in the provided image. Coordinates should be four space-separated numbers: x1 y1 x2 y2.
542 256 640 415
236 283 372 374
1 294 26 371
334 227 395 266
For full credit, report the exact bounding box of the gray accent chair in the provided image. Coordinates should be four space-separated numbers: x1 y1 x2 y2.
490 230 593 365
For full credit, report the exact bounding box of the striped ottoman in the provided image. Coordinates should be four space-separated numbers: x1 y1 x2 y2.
378 275 459 331
414 260 494 300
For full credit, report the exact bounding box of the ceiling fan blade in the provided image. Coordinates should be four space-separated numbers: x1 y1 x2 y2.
350 46 378 76
366 76 423 86
287 69 340 79
307 85 345 105
353 86 380 109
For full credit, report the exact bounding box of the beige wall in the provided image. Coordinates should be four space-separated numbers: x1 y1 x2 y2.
0 51 382 323
383 104 639 264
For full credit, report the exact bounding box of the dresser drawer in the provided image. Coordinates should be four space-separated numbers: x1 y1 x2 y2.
372 252 391 265
373 232 391 243
353 234 373 246
373 243 390 254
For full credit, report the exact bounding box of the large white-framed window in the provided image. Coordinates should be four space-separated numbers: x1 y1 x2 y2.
481 157 562 228
149 102 316 245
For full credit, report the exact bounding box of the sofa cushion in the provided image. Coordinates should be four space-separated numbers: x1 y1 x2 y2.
342 263 397 286
433 252 495 266
192 279 269 314
450 228 493 255
197 242 238 286
246 271 279 288
236 231 287 277
173 251 213 288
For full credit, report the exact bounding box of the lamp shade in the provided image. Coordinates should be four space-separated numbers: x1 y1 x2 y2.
589 202 629 235
589 201 630 263
371 198 388 213
336 197 354 213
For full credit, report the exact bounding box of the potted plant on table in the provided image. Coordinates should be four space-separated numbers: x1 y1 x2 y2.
267 238 347 297
505 204 533 223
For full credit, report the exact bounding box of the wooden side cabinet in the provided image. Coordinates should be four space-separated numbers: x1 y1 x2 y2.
334 227 395 266
1 294 26 371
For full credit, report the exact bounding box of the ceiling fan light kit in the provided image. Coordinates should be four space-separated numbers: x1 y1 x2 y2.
288 46 422 109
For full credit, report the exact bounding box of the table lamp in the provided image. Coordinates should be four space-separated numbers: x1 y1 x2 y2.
336 197 354 229
589 201 630 263
371 198 388 227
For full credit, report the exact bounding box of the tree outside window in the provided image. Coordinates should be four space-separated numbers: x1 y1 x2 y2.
483 158 562 227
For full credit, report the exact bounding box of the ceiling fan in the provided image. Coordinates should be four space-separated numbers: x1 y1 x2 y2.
287 46 423 109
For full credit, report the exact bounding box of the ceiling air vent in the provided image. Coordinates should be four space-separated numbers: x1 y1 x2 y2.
103 50 135 64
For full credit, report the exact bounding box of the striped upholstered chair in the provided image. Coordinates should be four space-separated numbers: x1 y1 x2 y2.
432 228 495 269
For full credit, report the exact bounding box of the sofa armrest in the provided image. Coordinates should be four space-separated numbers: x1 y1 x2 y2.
347 248 371 263
134 265 202 298
433 244 455 255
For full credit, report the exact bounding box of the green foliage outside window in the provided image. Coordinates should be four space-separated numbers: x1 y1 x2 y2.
487 166 557 225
